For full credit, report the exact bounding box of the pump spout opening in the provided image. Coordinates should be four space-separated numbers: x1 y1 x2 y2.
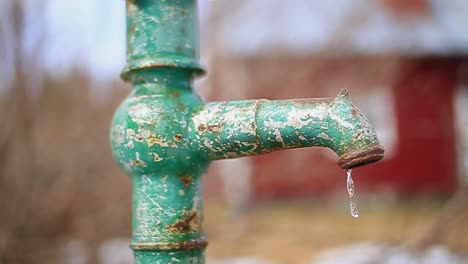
338 145 385 169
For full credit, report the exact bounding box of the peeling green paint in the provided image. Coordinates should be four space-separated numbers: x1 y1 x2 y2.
110 1 384 263
190 89 384 163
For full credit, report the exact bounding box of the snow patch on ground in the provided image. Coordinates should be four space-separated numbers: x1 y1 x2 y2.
98 238 133 264
63 238 468 264
208 257 277 264
63 240 89 264
310 243 468 264
62 238 277 264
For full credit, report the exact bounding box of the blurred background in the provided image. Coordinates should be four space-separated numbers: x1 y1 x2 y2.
1 0 468 263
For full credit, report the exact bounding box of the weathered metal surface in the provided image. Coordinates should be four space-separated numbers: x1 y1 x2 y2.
110 0 384 263
191 89 384 167
111 70 208 264
121 0 205 82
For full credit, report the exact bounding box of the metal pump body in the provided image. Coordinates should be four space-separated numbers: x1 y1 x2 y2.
110 1 384 263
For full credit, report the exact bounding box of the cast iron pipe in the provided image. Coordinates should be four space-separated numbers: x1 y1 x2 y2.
110 1 384 263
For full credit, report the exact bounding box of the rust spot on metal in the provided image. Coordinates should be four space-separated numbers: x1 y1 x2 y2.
351 109 357 116
174 134 183 142
153 153 163 162
147 136 168 147
166 212 198 234
126 0 137 15
169 90 180 98
177 104 187 111
179 175 192 186
147 137 159 147
127 129 144 142
338 145 385 169
207 124 223 133
198 124 206 132
338 88 350 98
354 131 363 141
250 121 256 131
131 159 147 167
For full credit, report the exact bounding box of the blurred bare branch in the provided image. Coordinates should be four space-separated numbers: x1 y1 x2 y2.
0 1 131 263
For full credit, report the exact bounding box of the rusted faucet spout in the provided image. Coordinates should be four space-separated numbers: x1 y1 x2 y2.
191 89 384 169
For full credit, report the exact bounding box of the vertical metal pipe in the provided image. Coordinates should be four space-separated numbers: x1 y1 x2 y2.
121 0 205 82
114 1 208 263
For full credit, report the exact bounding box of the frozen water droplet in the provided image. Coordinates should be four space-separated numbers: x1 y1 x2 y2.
346 169 359 218
349 199 359 218
347 169 354 198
